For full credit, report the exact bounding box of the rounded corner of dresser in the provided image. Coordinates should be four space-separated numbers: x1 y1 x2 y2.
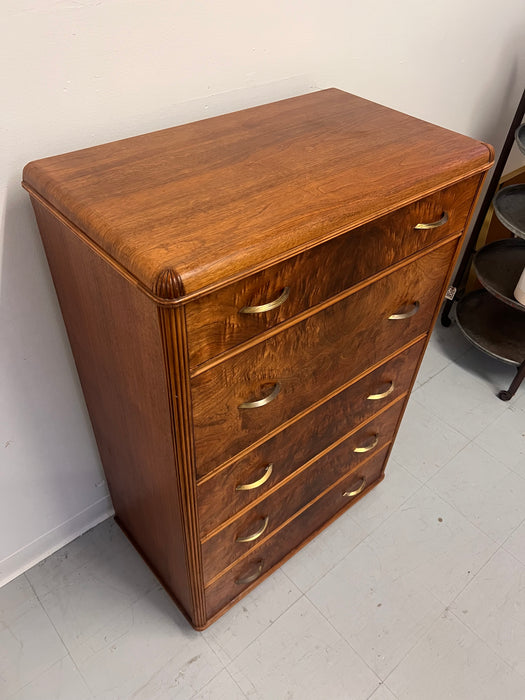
153 267 186 301
482 141 496 167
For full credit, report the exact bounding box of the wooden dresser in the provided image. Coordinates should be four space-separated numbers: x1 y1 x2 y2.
22 89 493 629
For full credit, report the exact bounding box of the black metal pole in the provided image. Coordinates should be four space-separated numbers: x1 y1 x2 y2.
441 87 525 326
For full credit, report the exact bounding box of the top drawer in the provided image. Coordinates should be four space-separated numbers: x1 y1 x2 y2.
185 176 480 367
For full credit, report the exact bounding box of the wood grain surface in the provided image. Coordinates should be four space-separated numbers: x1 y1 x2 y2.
196 340 424 534
185 176 480 366
28 198 196 617
191 240 457 472
22 89 492 299
23 89 494 630
205 445 390 620
201 402 402 584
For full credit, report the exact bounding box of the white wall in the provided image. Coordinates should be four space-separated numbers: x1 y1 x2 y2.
1 0 524 585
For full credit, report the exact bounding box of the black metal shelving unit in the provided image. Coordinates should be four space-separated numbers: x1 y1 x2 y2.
444 90 525 400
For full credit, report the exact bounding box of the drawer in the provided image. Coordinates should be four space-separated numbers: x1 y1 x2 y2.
196 339 423 530
192 240 456 472
205 444 389 619
200 403 401 584
186 176 479 367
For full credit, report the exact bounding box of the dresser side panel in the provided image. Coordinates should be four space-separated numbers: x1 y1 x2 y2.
29 197 194 617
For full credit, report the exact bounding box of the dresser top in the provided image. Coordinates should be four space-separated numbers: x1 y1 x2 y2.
23 89 493 301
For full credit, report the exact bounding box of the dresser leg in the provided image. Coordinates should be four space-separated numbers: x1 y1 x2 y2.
498 360 525 401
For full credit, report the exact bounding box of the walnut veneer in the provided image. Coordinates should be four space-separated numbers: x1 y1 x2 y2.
22 89 493 629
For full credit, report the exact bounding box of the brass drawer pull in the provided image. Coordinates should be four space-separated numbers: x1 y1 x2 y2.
236 515 270 543
343 477 367 498
367 381 394 400
235 560 264 585
236 464 273 491
239 287 290 314
414 211 449 229
388 301 420 320
354 434 379 453
239 383 281 409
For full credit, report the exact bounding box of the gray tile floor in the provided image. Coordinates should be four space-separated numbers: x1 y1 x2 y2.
2 319 525 699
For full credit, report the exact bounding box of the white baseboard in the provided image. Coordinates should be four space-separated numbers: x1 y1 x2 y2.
0 496 115 588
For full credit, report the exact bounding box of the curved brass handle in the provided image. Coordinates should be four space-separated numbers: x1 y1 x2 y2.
236 515 269 543
239 287 290 314
367 381 394 401
343 477 367 498
414 211 449 229
236 464 273 491
388 301 420 320
235 560 264 585
354 434 379 453
239 383 281 409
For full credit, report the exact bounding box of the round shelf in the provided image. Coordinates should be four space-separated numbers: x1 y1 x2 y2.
493 184 525 239
473 239 525 311
456 290 525 366
517 124 525 156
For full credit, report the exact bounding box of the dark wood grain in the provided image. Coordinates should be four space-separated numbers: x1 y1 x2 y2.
196 340 424 533
23 89 493 630
201 402 402 584
22 90 492 299
205 445 390 620
191 240 457 472
186 177 481 366
28 198 196 617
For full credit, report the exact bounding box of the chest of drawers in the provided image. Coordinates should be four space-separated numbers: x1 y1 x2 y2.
22 89 493 629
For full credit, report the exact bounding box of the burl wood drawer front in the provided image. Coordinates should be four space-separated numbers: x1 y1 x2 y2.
200 403 401 585
205 444 389 618
192 240 455 472
186 177 478 367
196 339 423 532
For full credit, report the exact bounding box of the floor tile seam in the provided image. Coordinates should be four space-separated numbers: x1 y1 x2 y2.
444 603 525 681
508 400 525 415
474 438 525 480
408 384 478 440
421 473 513 545
499 538 525 569
22 572 71 658
427 431 476 475
353 477 429 544
381 604 448 685
424 541 501 610
32 572 162 661
306 593 383 685
223 666 249 700
413 375 511 441
27 559 161 609
389 456 426 487
200 627 233 673
122 639 224 700
361 478 430 537
422 402 493 442
281 517 370 595
3 648 87 700
445 545 505 611
366 681 399 700
67 591 153 671
221 666 249 700
217 590 307 665
412 360 449 389
64 652 96 700
189 667 246 700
